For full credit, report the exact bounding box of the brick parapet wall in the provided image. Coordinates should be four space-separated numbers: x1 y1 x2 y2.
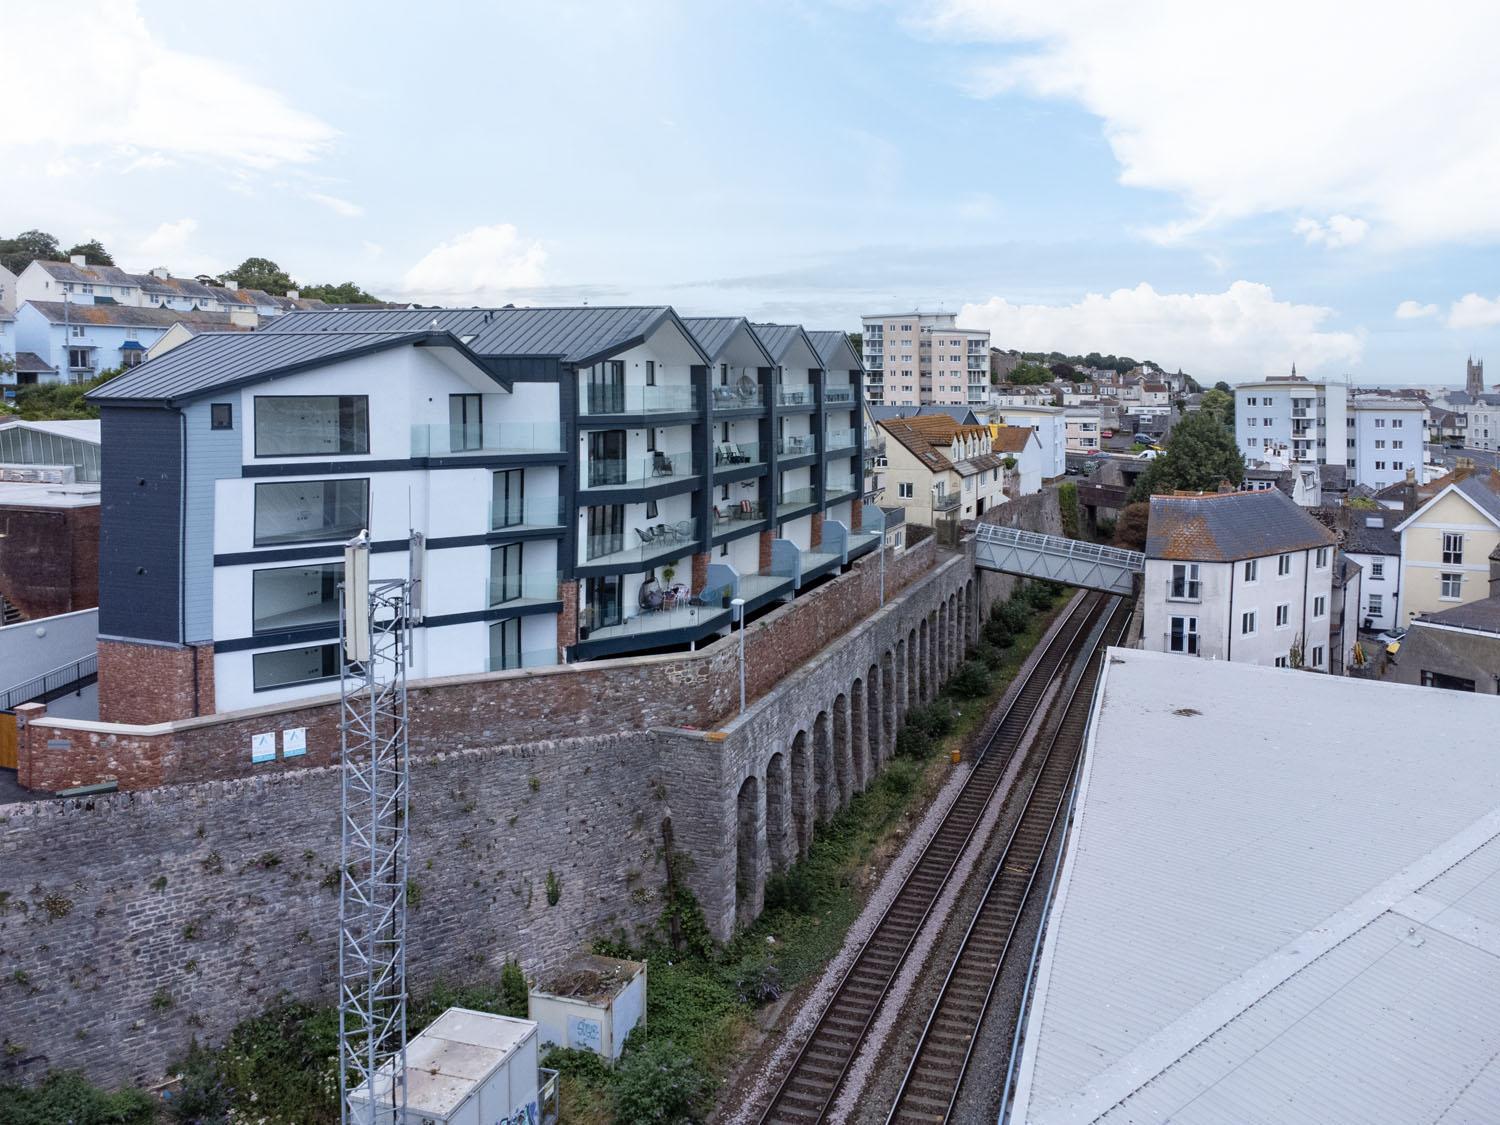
97 639 216 726
0 731 671 1088
20 540 939 793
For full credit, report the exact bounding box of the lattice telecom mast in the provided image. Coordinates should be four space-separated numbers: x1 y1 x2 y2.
338 531 414 1124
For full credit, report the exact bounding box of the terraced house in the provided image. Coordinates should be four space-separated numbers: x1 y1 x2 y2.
86 305 872 720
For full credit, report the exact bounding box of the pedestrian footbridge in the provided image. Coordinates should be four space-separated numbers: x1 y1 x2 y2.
974 523 1143 596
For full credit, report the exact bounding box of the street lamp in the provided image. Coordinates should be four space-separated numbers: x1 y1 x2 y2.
731 597 746 714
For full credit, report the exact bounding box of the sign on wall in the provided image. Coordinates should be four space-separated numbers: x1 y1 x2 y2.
250 732 275 764
282 727 307 758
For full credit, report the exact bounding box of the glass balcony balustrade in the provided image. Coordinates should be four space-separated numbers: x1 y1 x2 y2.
412 422 563 456
487 569 563 608
585 518 699 566
776 433 818 458
488 495 565 532
581 385 699 416
584 450 701 489
777 384 814 407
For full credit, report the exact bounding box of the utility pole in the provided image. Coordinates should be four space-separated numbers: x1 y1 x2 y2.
338 532 412 1125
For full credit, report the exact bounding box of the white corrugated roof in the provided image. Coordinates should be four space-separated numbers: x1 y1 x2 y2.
0 419 100 444
1013 649 1500 1124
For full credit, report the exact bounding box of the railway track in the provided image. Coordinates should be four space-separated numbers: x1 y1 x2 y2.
756 590 1112 1125
884 597 1134 1125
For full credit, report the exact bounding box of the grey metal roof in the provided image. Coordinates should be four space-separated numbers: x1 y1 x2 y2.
806 329 865 375
750 322 819 366
681 316 774 365
87 330 496 405
1145 488 1336 561
866 404 979 425
271 306 709 366
1013 649 1500 1125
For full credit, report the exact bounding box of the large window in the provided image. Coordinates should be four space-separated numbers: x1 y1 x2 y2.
1243 559 1258 582
1169 615 1198 655
254 396 369 457
1441 572 1463 599
1241 610 1257 635
1367 594 1383 616
1277 553 1292 576
585 505 625 561
253 643 340 691
449 394 483 452
1443 532 1464 565
252 564 342 633
492 469 525 528
253 478 368 546
490 543 523 605
1422 670 1476 691
1169 563 1201 600
490 618 522 671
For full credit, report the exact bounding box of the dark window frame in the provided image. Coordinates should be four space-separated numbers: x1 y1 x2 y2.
253 394 370 459
251 562 344 635
210 402 234 430
252 642 341 692
252 477 370 548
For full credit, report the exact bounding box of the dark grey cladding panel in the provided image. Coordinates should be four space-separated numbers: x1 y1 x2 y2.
98 406 183 643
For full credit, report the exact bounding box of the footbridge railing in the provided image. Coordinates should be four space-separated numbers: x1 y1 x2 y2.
974 523 1143 596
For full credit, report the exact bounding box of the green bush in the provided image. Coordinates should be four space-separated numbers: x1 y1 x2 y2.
500 957 529 1018
0 1072 155 1125
973 641 1006 669
982 617 1016 648
1059 480 1081 538
763 866 819 914
540 1045 611 1084
611 1037 710 1124
997 598 1032 633
895 724 934 758
1024 582 1055 608
947 660 991 699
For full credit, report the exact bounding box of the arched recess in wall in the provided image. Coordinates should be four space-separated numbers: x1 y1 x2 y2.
765 751 790 872
735 774 760 924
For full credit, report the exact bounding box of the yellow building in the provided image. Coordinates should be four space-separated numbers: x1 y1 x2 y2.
1395 473 1500 626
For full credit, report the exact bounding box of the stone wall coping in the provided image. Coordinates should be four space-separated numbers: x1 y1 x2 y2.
30 538 939 741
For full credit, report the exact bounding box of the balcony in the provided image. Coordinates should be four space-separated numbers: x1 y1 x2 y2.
412 422 563 457
581 385 699 418
576 597 733 657
777 434 818 459
825 476 858 504
710 384 765 412
824 428 857 455
777 385 814 408
824 386 856 406
778 486 817 517
1165 578 1202 602
933 492 960 513
713 499 766 531
489 495 565 533
584 519 699 568
713 441 764 471
488 569 562 608
584 450 700 491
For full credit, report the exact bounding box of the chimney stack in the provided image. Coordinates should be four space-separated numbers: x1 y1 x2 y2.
286 289 299 300
150 267 171 279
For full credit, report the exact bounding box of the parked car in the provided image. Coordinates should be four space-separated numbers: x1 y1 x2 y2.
1136 448 1161 460
1132 432 1155 444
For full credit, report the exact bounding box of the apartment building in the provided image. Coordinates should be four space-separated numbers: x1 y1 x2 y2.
14 301 260 383
1345 396 1427 490
87 305 873 719
1394 473 1500 626
878 414 1007 525
1234 376 1348 470
992 405 1066 481
860 311 989 407
13 256 326 316
1064 406 1101 453
1142 489 1339 670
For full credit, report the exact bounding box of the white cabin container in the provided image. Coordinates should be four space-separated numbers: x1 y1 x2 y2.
346 1007 542 1125
528 953 647 1062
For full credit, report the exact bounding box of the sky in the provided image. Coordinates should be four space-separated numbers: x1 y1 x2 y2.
6 0 1500 386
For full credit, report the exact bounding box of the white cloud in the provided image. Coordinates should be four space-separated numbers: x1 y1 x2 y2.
126 218 219 276
1395 300 1439 320
401 225 547 303
307 192 364 218
1448 294 1500 330
926 1 1500 246
958 281 1362 380
8 3 334 171
135 218 199 258
1293 214 1369 249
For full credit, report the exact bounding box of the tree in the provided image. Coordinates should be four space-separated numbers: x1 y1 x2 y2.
1213 380 1231 393
298 280 382 305
1009 361 1054 386
1128 409 1245 501
1200 387 1235 429
65 239 114 266
1050 361 1080 382
847 331 862 359
221 257 296 295
1113 502 1151 551
14 369 119 421
0 229 63 274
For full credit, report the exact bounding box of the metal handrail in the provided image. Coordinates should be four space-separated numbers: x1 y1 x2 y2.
975 522 1145 570
0 652 98 712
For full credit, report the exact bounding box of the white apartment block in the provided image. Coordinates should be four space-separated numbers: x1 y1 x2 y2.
1142 489 1339 670
1234 377 1348 470
993 405 1066 480
861 311 989 408
1345 397 1427 490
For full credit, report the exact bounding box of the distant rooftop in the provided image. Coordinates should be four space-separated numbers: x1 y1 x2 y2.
1013 648 1500 1125
1146 488 1335 561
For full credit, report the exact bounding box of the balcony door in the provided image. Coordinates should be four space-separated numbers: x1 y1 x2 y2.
492 469 524 528
588 361 626 414
449 394 483 451
586 504 624 561
585 575 623 631
490 543 523 605
588 430 627 487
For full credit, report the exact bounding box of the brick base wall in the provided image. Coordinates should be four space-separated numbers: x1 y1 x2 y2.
556 578 578 653
850 502 863 531
759 530 774 572
97 639 214 725
810 511 823 548
23 540 941 793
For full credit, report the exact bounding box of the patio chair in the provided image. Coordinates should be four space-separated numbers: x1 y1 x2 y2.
712 386 737 407
737 498 755 519
673 519 694 542
652 450 674 477
634 527 656 547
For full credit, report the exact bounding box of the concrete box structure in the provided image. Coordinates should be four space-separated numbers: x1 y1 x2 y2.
347 1008 540 1125
529 953 647 1062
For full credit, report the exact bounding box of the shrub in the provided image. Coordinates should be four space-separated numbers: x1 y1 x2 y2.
726 954 783 1005
947 660 991 699
973 641 1006 669
0 1071 155 1125
611 1038 710 1124
168 1003 340 1123
982 617 1016 648
540 1045 610 1084
1059 480 1081 538
895 725 934 758
500 957 529 1018
763 867 819 915
1024 582 1056 608
997 598 1031 633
